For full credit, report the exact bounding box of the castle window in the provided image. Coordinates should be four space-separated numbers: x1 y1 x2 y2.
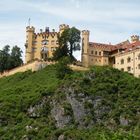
127 57 131 63
91 50 94 54
138 54 140 60
51 47 56 51
127 66 131 72
42 40 49 45
99 52 101 55
95 51 98 55
33 41 37 45
138 64 140 69
51 40 55 45
56 40 59 45
121 68 124 71
121 59 124 64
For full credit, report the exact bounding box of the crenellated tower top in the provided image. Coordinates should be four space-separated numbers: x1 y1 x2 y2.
82 30 90 35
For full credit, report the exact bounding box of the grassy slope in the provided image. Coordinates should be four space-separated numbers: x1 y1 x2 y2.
0 65 139 139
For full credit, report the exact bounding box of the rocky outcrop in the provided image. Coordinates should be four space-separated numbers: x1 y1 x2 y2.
51 101 72 128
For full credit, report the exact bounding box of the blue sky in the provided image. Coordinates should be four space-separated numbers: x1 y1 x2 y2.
0 0 140 61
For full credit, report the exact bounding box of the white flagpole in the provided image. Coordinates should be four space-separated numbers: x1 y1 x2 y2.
28 18 31 27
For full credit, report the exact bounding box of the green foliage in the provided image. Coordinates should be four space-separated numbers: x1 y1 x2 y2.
0 45 23 73
53 27 81 61
0 65 139 139
56 57 73 79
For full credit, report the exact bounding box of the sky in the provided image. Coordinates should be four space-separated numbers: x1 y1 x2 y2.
0 0 140 61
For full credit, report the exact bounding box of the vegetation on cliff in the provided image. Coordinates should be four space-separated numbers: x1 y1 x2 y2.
0 64 140 139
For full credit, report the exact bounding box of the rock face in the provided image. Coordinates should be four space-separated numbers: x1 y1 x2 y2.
26 82 131 131
51 101 72 128
27 97 49 118
66 93 87 127
26 84 113 129
49 84 111 129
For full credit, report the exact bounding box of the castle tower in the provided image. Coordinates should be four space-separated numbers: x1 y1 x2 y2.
59 24 69 34
81 30 90 67
25 26 35 63
131 35 139 43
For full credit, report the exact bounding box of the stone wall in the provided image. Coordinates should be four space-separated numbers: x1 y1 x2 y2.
0 60 54 78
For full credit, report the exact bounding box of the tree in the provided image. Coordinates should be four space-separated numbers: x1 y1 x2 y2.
56 57 73 79
0 45 23 73
0 45 10 73
10 46 23 69
53 27 81 61
53 33 69 61
68 27 81 58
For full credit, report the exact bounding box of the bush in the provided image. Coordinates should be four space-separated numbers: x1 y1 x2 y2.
56 57 73 79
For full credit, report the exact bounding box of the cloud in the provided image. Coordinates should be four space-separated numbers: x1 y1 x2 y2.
0 0 140 61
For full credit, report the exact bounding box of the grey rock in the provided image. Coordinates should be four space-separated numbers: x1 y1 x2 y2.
120 116 129 126
51 101 71 128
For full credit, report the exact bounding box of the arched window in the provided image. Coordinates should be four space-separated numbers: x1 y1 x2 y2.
127 57 131 63
121 59 124 64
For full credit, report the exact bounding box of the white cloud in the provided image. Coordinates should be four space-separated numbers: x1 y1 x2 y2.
0 0 140 61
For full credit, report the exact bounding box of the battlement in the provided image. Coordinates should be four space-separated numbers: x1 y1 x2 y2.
59 24 69 31
26 26 35 32
131 35 139 43
82 30 90 35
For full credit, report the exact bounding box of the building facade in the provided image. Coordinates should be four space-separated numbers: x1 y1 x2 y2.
82 30 140 77
25 24 69 63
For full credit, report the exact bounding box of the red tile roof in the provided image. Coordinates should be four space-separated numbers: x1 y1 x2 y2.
89 42 116 51
89 40 140 53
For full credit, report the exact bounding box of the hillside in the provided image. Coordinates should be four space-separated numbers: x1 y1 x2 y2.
0 64 140 140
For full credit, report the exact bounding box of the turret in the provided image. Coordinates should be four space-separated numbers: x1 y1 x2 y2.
131 35 139 43
81 30 90 67
59 24 69 34
25 26 35 63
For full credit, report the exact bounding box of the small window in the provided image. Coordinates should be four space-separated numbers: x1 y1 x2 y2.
138 64 140 69
91 50 94 54
121 68 124 71
121 59 124 64
99 52 101 55
42 40 49 45
127 57 131 63
127 67 131 72
95 51 98 55
138 54 140 60
51 40 55 45
56 40 59 45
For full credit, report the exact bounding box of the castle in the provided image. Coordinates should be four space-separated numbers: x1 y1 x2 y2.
25 24 140 77
25 24 69 63
82 30 140 77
